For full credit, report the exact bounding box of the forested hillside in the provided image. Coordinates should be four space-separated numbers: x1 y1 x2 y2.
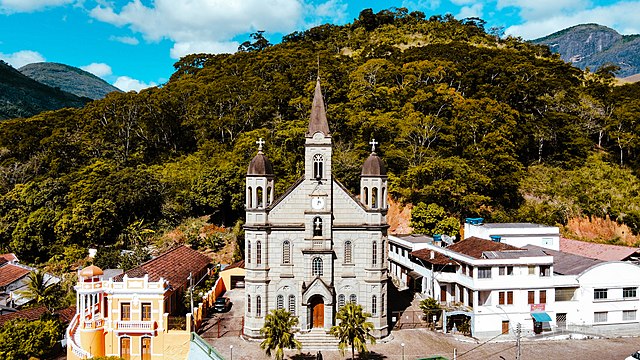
1 9 639 266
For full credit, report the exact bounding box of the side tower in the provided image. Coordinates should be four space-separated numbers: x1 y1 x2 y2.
244 139 275 337
360 140 388 211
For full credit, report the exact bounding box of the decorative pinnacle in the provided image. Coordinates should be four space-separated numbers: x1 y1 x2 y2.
256 137 265 152
369 138 378 153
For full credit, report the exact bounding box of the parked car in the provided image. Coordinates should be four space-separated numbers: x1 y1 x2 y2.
626 351 640 360
214 297 231 312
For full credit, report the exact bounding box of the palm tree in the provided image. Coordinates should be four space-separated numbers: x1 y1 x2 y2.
330 302 376 360
18 269 60 311
260 309 302 360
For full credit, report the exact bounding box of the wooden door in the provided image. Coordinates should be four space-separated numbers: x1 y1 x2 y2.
502 321 509 334
310 297 324 328
440 285 447 303
120 337 131 360
142 337 151 360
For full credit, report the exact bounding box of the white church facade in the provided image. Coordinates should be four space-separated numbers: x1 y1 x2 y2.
243 79 390 338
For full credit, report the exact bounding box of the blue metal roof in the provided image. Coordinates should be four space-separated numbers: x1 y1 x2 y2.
531 312 552 322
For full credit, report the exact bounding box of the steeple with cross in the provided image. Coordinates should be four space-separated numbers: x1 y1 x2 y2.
256 138 265 152
369 138 378 153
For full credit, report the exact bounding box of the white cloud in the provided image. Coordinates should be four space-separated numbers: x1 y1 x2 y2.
0 50 45 68
89 0 305 58
113 76 157 92
457 3 484 19
0 0 73 13
170 41 239 59
311 0 348 24
505 1 640 39
497 0 590 21
80 62 112 78
402 0 442 11
109 35 139 45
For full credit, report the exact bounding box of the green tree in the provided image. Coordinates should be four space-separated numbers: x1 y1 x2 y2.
259 309 302 360
329 302 376 360
18 269 60 311
419 297 441 323
410 202 460 237
0 318 62 360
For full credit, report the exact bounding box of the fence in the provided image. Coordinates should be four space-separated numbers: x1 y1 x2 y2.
391 309 431 329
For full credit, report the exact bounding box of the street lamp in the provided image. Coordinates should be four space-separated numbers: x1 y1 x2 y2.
230 345 233 360
401 343 405 360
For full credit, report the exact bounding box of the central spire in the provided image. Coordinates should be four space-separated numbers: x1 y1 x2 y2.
307 78 330 137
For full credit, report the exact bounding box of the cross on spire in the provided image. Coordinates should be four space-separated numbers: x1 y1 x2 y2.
314 217 322 230
256 138 265 152
369 138 378 153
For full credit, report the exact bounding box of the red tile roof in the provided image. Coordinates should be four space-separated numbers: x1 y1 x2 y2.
0 264 30 287
0 253 17 262
0 305 76 326
223 260 245 271
560 238 639 261
411 237 522 264
114 245 211 288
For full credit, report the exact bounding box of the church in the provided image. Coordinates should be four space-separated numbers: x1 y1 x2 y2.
243 78 390 339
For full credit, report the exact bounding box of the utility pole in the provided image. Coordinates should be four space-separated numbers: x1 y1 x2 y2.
515 323 522 360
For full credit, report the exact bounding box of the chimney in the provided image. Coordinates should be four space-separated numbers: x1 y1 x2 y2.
430 251 434 259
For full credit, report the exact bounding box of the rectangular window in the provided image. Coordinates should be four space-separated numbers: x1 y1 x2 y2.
461 265 466 276
540 290 546 304
506 266 513 275
528 266 536 275
624 287 637 298
623 310 636 321
121 303 131 321
141 303 151 321
540 266 551 277
499 291 513 305
288 295 296 316
499 291 505 305
478 267 492 279
594 311 607 323
507 291 513 305
528 291 535 305
594 288 608 300
499 267 505 276
555 287 577 301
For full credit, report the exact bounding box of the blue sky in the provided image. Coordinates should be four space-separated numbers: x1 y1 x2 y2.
1 0 639 91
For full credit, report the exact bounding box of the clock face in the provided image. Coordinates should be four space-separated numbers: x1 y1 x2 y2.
312 197 325 210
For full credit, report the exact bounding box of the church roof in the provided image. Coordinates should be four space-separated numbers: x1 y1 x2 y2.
361 152 387 176
247 151 274 176
307 78 330 136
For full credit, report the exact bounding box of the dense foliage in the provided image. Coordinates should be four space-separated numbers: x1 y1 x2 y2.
0 317 63 359
1 8 640 264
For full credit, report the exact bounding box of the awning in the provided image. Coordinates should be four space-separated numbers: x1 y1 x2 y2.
407 271 423 280
531 312 552 322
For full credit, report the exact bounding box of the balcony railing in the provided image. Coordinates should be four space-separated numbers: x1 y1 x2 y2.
67 314 91 359
83 318 104 329
115 320 154 331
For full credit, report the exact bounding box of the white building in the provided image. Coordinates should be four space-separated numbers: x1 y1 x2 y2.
243 79 389 339
401 236 640 338
464 218 560 250
388 234 434 291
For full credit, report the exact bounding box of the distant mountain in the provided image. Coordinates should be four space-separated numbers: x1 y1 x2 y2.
19 62 121 100
532 24 640 78
0 60 90 120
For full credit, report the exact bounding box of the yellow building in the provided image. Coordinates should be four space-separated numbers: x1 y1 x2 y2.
67 245 212 360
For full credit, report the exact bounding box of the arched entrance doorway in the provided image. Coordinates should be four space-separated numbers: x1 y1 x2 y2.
309 296 324 328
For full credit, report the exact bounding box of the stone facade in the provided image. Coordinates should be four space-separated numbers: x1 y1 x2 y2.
243 79 389 338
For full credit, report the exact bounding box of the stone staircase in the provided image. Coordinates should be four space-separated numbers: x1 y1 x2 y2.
295 329 340 351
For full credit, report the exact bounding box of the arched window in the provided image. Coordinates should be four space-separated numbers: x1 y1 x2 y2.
277 295 284 310
363 187 369 205
266 187 272 206
247 241 252 264
313 154 324 179
312 257 323 276
256 241 262 265
313 217 322 237
344 241 353 264
282 240 291 264
381 187 386 208
381 294 385 316
372 187 378 208
256 186 263 208
372 295 377 315
247 295 251 314
372 241 378 266
338 294 345 309
288 295 296 315
248 187 253 208
349 294 357 304
256 296 262 317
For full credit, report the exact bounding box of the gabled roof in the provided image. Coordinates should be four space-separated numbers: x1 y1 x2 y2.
0 253 18 264
307 78 330 136
113 245 211 288
0 305 76 326
222 260 245 271
524 245 604 275
0 264 30 288
560 237 639 261
411 237 523 265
